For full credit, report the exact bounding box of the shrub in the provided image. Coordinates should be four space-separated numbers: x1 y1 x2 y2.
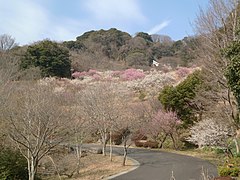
135 140 144 147
144 141 159 148
218 166 239 177
135 140 158 148
111 132 123 145
131 130 147 141
88 69 97 76
218 157 240 177
0 149 28 180
139 90 146 101
111 70 122 77
72 71 87 79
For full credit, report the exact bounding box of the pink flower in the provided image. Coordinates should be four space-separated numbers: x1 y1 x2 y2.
176 67 190 77
120 68 145 81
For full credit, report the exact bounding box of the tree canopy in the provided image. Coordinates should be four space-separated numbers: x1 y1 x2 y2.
223 40 240 111
158 71 203 127
21 40 71 78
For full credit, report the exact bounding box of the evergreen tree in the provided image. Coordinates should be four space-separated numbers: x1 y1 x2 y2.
21 40 71 78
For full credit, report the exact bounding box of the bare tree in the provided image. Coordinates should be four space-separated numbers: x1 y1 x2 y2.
194 0 239 115
194 0 240 152
111 101 140 166
0 34 17 52
0 53 19 147
79 82 123 156
4 82 73 180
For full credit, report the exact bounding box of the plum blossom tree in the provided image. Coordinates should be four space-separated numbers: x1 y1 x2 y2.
120 68 145 81
143 109 181 149
187 118 233 148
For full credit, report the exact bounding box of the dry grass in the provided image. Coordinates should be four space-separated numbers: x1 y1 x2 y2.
74 154 134 180
42 153 134 180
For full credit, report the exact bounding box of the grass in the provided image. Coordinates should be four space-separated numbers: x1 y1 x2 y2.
161 148 225 165
75 153 134 180
41 153 134 180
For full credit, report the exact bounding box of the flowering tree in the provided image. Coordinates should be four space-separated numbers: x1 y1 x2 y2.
187 118 233 148
175 67 191 77
143 109 181 149
120 68 145 81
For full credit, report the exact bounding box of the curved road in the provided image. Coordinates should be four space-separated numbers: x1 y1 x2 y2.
84 144 218 180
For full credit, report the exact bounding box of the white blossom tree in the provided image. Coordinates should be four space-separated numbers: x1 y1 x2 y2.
187 118 233 148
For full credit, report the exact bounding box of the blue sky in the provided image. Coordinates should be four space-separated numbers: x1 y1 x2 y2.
0 0 209 45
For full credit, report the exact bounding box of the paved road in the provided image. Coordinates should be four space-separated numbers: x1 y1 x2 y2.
83 144 218 180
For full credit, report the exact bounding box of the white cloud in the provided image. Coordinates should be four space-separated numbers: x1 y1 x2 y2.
0 0 49 45
0 0 88 45
0 0 147 45
147 20 171 35
48 18 93 42
84 0 146 24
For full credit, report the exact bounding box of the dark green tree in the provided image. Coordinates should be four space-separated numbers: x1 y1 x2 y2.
223 40 240 111
159 71 203 127
0 149 28 180
21 40 71 78
136 32 153 43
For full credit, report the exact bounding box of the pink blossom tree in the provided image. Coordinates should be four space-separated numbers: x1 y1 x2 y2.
176 67 191 77
120 68 145 81
143 109 181 149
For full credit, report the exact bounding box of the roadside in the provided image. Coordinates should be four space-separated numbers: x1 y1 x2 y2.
41 152 136 180
160 148 224 165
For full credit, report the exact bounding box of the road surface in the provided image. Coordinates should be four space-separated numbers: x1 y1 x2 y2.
83 144 218 180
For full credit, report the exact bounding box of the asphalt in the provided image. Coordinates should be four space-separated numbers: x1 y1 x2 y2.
83 144 218 180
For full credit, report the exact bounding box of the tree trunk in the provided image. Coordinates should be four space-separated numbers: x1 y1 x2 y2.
100 130 108 156
76 143 82 174
158 134 168 148
170 133 177 150
122 138 128 166
28 156 37 180
109 130 113 161
233 137 239 154
48 155 62 180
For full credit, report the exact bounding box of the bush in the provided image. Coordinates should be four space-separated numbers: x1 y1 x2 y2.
111 132 123 145
214 147 225 155
135 140 144 147
218 166 239 177
131 130 147 141
135 140 158 149
144 141 159 148
218 157 240 177
0 148 28 180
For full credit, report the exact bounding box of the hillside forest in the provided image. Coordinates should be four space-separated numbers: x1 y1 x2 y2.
1 0 240 179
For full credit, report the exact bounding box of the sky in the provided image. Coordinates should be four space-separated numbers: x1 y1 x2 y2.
0 0 209 45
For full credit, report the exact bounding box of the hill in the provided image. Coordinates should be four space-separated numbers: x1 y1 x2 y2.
62 28 198 72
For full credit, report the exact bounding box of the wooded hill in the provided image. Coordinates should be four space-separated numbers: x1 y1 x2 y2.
62 28 198 72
